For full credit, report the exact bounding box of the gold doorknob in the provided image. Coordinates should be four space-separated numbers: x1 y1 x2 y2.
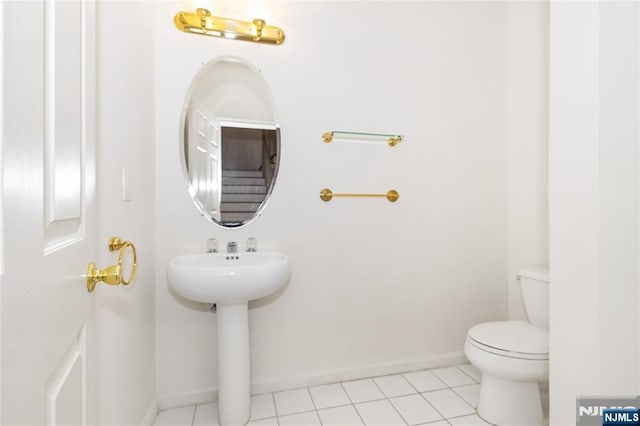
87 237 137 293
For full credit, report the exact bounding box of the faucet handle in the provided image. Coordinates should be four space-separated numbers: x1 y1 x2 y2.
206 238 218 253
227 241 238 253
246 237 257 252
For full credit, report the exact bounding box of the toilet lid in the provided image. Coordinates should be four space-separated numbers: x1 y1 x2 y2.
467 321 549 355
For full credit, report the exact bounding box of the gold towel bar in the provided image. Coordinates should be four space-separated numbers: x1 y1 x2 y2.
320 188 399 203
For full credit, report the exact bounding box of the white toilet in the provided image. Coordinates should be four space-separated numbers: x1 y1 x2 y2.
464 267 549 426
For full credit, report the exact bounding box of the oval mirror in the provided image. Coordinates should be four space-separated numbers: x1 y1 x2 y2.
180 56 281 227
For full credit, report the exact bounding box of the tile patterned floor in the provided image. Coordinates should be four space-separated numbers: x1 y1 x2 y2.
153 363 503 426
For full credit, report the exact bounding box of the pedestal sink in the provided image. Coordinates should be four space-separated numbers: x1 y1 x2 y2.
167 251 290 425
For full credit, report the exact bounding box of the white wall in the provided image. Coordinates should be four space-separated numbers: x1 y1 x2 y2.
506 2 549 321
95 2 157 424
549 1 639 423
598 1 639 395
155 1 512 403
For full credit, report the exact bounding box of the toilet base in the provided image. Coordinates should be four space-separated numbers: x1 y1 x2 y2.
477 374 544 426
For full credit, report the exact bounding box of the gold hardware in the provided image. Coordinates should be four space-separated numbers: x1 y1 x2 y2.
322 131 403 147
320 188 400 203
87 236 138 293
388 137 402 147
252 19 265 41
322 132 334 143
196 8 211 28
174 8 285 45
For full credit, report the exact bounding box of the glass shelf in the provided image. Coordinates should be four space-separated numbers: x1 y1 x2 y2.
321 131 403 147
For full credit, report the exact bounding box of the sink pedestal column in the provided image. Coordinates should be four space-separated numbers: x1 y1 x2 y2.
217 303 250 425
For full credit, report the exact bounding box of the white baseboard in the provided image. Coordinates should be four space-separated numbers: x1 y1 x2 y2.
157 388 218 411
156 351 466 410
251 351 467 395
141 398 159 426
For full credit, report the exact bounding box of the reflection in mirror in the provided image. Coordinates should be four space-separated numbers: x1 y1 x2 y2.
180 56 280 227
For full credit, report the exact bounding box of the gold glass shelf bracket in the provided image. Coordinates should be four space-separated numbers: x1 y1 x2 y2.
174 8 285 45
320 188 400 203
321 132 334 143
87 236 138 293
322 131 403 147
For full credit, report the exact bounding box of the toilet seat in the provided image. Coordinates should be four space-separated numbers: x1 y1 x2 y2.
467 321 548 360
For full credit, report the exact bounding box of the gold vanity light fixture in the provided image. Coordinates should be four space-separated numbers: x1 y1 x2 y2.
322 131 404 147
86 237 138 293
320 188 400 203
174 7 285 45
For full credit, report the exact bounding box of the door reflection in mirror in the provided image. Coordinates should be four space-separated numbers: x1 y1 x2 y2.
184 110 221 220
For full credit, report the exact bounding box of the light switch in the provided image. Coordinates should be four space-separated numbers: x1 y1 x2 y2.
122 168 132 201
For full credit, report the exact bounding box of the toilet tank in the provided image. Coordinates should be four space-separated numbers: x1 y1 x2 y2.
519 267 549 330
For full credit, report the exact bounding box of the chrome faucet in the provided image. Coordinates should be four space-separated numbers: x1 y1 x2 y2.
206 238 218 253
227 241 238 253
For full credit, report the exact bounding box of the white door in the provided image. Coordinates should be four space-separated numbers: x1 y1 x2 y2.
189 107 221 217
1 1 98 424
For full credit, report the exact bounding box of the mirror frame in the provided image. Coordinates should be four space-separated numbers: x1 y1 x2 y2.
179 55 281 228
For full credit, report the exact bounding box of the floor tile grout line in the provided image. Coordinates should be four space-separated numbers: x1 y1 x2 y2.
415 390 448 424
449 384 480 410
303 386 324 426
342 378 387 404
314 401 358 411
338 382 367 425
447 412 485 420
388 396 424 426
402 370 448 394
275 385 343 417
190 404 197 426
414 420 453 426
455 364 480 383
276 408 325 424
376 373 421 399
339 381 355 405
370 375 392 400
441 372 478 414
385 396 411 426
427 367 482 419
249 394 276 421
369 378 410 425
431 368 476 389
373 374 417 396
270 392 281 426
305 386 319 411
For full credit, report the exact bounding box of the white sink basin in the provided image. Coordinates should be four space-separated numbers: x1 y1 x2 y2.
167 251 290 304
